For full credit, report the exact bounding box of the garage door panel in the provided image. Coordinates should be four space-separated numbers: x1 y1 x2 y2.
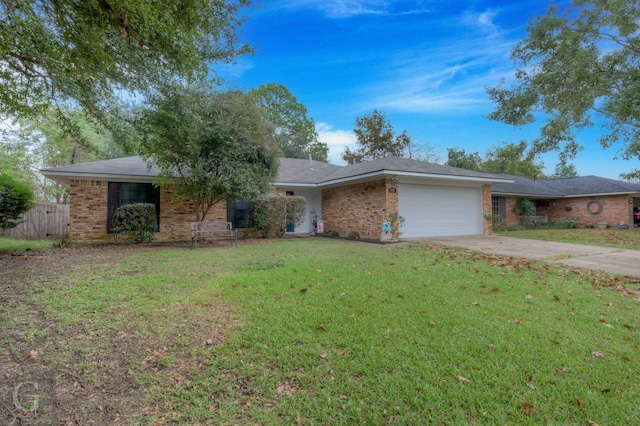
398 184 481 238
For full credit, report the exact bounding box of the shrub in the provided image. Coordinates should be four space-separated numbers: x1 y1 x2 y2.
0 174 35 230
514 198 536 217
111 203 157 243
253 195 307 238
532 217 578 229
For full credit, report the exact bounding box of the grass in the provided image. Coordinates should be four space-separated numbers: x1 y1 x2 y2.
8 239 640 424
0 237 55 251
495 228 640 250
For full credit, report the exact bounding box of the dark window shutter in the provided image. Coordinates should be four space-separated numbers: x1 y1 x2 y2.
107 182 120 233
500 197 506 219
227 201 235 225
148 184 161 231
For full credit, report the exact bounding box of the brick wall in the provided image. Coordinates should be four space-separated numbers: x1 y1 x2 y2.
69 180 109 241
482 184 493 235
503 197 522 226
321 179 397 240
68 180 227 241
536 195 632 228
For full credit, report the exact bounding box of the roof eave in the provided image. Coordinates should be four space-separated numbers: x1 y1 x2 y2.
319 170 512 187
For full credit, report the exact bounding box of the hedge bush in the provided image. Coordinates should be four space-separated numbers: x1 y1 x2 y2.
253 195 306 238
111 203 157 243
0 174 35 230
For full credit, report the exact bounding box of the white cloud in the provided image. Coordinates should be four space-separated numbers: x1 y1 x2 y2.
316 122 357 164
276 0 430 19
359 21 520 114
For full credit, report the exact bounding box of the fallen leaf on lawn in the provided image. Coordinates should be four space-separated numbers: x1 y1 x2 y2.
204 339 213 345
428 322 436 327
28 350 38 359
300 288 307 293
601 388 611 394
456 375 470 383
512 318 523 324
487 344 494 350
317 324 325 331
471 301 480 306
339 394 347 400
604 302 613 307
296 412 302 426
525 295 533 299
348 314 356 319
521 401 536 416
319 353 327 359
491 287 499 293
340 292 347 296
603 323 614 328
588 421 599 426
592 350 604 357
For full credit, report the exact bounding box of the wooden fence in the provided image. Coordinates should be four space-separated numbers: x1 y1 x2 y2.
2 203 69 240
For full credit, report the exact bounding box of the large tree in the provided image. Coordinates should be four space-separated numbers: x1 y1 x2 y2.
137 84 279 221
0 0 251 130
487 0 640 169
445 148 484 171
2 108 122 203
250 83 328 162
483 141 545 178
446 142 548 178
343 109 412 163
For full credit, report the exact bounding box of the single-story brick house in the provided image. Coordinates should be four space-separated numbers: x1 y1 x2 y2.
491 175 640 229
41 156 512 241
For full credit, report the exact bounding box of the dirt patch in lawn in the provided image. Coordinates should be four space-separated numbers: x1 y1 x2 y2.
0 240 250 425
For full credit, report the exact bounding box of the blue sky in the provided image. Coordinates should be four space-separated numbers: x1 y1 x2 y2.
218 0 632 179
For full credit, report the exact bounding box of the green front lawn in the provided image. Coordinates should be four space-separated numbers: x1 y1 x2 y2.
495 228 640 250
4 239 640 424
0 237 54 251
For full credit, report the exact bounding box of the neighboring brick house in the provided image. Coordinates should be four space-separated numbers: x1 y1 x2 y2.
491 175 640 229
41 156 511 242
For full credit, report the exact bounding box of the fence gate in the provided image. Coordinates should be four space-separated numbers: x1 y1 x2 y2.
2 204 69 240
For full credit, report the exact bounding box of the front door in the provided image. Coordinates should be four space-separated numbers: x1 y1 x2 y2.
286 191 294 232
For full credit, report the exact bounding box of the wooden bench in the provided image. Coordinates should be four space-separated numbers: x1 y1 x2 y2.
190 221 238 248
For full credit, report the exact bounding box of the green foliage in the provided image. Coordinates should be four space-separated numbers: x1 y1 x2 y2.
253 195 307 238
445 148 484 171
446 142 545 178
531 217 578 229
513 198 536 218
0 174 35 229
483 141 545 178
0 0 251 135
250 83 329 162
3 107 124 203
110 202 157 243
487 0 640 171
549 162 580 179
137 84 279 221
343 109 413 163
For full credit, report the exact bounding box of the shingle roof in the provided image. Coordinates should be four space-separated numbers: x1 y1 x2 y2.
275 158 343 184
41 155 512 187
318 156 507 183
41 156 160 177
492 174 640 197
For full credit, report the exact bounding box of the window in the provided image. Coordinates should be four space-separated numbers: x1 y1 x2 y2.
107 182 160 232
227 200 253 229
492 196 506 219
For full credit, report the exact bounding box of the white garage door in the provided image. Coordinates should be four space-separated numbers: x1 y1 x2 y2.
398 183 482 238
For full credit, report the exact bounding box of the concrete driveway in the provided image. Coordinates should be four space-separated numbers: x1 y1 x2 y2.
411 235 640 277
